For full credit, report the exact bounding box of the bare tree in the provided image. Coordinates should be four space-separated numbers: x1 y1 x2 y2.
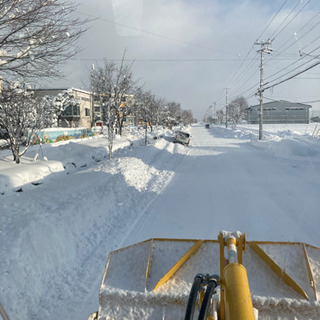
134 88 152 145
142 91 157 132
181 109 194 126
228 96 248 126
0 82 57 163
91 51 138 137
105 102 116 159
216 109 224 124
0 0 88 80
152 97 166 128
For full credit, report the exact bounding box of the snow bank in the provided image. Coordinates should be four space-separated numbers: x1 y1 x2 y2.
0 127 189 320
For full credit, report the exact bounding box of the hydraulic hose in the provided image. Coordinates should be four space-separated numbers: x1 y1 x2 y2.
185 274 220 320
198 278 219 320
184 274 204 320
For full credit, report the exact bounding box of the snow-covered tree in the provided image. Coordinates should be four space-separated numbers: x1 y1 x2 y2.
228 96 248 126
42 89 78 127
0 0 87 80
166 101 182 127
91 51 138 136
0 82 54 163
148 97 174 129
167 101 181 121
150 97 167 129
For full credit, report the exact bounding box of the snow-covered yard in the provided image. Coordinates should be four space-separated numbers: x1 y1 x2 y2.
1 123 320 320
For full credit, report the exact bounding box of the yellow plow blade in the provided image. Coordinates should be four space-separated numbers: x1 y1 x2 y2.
98 238 320 320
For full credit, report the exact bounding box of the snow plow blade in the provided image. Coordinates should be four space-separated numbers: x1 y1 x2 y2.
96 233 320 320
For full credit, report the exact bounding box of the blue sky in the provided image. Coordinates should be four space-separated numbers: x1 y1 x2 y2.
51 0 320 119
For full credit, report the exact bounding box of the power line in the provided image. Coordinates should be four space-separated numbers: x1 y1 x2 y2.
226 49 257 88
229 66 259 96
256 0 289 42
262 0 317 71
269 22 320 62
232 49 320 107
70 57 296 62
263 59 320 91
264 96 320 104
291 77 320 79
71 58 258 62
226 0 288 91
270 0 313 41
264 44 320 86
269 15 320 62
224 0 293 105
300 34 320 52
268 0 303 41
76 11 238 56
273 10 320 55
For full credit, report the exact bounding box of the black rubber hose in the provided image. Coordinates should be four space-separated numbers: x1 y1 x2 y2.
184 275 203 320
198 280 218 320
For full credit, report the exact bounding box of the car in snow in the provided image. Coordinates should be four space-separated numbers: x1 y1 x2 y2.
173 131 190 146
205 123 210 129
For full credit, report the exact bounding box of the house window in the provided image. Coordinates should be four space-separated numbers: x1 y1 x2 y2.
62 104 80 116
85 108 90 116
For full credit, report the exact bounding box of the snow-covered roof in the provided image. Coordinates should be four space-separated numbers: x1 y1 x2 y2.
248 100 312 109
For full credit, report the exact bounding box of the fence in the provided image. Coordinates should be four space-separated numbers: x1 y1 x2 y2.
31 127 102 144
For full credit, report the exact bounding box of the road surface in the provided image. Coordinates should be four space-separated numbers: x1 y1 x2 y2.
123 125 319 246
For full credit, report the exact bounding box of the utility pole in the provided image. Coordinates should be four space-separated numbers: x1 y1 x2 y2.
255 40 272 140
213 102 216 124
225 88 228 128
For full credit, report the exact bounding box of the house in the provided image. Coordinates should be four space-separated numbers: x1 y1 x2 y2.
34 88 93 128
311 110 320 123
311 116 320 122
92 93 135 126
247 100 311 124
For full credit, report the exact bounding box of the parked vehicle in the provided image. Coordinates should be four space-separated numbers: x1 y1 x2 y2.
173 131 190 146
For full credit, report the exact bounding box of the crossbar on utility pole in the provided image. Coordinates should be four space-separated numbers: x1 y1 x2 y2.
255 40 272 140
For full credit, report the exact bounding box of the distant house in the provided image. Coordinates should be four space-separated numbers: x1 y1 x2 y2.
311 116 320 123
247 100 311 124
311 110 320 123
92 93 135 126
34 88 93 128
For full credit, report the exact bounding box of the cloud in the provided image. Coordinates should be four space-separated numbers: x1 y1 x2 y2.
50 0 320 119
111 0 144 36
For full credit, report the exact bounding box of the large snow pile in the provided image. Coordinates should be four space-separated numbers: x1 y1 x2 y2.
1 123 320 320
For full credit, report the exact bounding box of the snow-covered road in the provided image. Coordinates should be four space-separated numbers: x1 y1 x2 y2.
1 124 320 320
124 125 320 246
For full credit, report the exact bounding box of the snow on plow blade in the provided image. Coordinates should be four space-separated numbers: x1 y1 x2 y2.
97 235 320 320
